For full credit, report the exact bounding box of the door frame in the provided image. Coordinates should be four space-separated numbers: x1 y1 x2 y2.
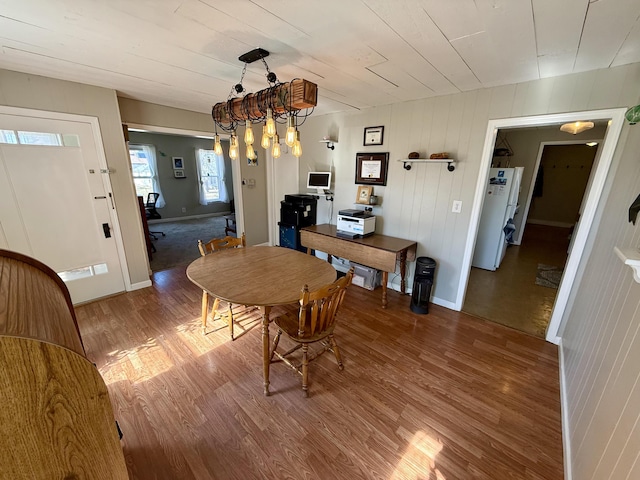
0 105 132 293
514 139 603 245
456 108 626 344
124 123 244 236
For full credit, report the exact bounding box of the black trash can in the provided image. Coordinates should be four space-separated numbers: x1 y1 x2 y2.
410 257 437 314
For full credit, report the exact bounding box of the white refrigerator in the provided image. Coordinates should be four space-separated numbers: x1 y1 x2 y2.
472 167 524 271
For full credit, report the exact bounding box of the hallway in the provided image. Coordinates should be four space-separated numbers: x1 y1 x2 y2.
463 224 571 337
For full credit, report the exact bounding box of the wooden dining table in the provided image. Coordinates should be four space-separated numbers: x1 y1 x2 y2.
186 245 336 395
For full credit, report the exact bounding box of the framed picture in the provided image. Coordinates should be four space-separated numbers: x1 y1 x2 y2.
174 169 185 178
172 157 184 169
363 126 384 146
356 186 373 205
355 152 389 186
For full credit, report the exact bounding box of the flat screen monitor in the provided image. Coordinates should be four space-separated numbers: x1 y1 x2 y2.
307 171 332 191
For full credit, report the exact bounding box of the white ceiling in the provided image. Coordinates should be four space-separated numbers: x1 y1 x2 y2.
1 0 639 117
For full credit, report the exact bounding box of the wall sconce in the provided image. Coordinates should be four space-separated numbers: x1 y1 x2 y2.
320 138 336 150
560 121 594 135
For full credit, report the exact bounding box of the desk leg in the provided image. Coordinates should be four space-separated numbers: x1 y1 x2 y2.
400 250 408 293
260 306 272 396
381 271 388 309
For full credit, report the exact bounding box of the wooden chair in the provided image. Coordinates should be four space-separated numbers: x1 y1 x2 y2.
197 233 254 339
270 268 353 397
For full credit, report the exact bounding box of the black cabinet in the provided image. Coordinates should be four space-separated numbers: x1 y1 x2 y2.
279 194 317 252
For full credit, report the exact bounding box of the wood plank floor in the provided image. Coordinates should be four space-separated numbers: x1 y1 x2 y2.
464 224 571 337
76 265 564 480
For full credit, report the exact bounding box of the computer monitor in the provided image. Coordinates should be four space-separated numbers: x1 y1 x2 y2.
306 171 332 193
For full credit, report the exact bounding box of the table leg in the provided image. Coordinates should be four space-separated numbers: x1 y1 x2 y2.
201 291 208 333
260 305 272 396
400 250 408 293
381 271 388 309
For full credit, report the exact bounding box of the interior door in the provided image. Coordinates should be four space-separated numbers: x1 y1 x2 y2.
0 112 126 303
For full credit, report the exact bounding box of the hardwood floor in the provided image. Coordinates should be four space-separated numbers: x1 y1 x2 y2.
76 265 563 479
463 224 571 337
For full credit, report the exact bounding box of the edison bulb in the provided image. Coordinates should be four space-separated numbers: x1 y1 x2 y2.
285 116 296 147
261 125 270 149
244 120 254 145
272 133 281 158
266 108 276 137
292 131 302 158
246 143 256 160
213 134 223 155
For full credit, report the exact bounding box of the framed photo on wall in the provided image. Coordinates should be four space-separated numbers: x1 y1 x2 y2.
174 169 185 178
172 157 184 169
356 186 373 205
355 152 389 186
363 126 384 146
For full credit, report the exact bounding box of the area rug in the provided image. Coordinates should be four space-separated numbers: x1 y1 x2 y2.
149 216 228 272
535 264 563 289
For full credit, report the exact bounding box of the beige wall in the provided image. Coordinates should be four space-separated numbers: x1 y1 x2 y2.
0 69 149 285
527 144 597 226
299 63 640 479
503 124 607 239
118 97 213 133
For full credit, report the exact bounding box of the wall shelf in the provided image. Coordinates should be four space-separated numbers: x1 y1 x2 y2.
399 158 456 171
614 246 640 283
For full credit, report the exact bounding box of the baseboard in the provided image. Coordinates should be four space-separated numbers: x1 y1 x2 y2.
148 211 231 224
527 219 574 228
558 338 572 480
129 279 152 291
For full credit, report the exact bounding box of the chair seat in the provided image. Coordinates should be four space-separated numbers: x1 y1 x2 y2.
273 309 335 344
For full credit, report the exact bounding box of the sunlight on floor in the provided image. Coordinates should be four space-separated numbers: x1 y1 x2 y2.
392 431 446 480
100 315 230 385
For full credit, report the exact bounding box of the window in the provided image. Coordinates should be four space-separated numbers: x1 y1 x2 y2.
129 144 165 207
196 149 228 204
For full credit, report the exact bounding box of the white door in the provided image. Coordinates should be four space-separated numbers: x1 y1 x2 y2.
0 111 126 303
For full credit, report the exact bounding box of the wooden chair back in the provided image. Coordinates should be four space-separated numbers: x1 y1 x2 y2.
297 269 353 338
198 232 246 256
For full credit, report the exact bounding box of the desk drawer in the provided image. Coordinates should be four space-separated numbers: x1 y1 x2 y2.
300 230 397 272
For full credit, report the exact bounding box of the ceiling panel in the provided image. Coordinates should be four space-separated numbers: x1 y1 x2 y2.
575 0 640 72
533 0 588 77
0 0 637 116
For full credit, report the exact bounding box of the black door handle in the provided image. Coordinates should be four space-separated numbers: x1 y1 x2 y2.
103 223 111 238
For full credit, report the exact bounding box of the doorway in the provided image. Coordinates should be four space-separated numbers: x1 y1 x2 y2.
457 108 626 344
463 140 600 336
0 107 128 304
125 125 242 271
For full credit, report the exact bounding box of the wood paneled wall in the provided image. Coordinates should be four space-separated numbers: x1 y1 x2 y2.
298 62 640 479
299 63 640 307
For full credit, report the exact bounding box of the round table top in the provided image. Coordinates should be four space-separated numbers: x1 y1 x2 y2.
186 246 337 306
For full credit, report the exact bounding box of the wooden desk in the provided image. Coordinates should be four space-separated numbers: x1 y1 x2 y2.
300 224 417 308
186 246 336 395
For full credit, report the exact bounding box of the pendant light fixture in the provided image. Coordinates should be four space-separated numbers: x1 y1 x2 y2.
210 48 317 161
560 121 594 135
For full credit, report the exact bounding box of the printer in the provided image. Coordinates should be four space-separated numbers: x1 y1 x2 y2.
337 209 376 237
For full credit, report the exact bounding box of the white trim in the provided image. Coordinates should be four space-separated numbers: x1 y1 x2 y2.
125 122 215 139
456 109 627 344
0 105 133 293
558 339 573 480
129 279 152 290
